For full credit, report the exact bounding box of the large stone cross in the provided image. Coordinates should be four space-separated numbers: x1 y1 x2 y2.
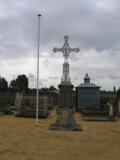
53 36 80 85
49 36 82 131
53 35 80 63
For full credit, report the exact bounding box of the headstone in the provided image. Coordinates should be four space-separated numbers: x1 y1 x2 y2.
49 36 82 131
108 100 115 121
15 92 21 108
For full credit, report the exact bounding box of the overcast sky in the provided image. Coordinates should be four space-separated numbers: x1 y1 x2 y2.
0 0 120 91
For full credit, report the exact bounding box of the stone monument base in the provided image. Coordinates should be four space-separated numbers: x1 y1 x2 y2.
49 108 82 131
83 116 116 122
49 123 82 131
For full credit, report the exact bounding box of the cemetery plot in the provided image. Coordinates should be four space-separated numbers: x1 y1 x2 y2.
15 92 53 118
82 100 116 122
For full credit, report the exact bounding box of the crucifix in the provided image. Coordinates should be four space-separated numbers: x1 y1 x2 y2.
53 35 80 85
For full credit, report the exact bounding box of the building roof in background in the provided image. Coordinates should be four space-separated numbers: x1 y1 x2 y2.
84 73 90 80
76 83 100 88
76 73 101 88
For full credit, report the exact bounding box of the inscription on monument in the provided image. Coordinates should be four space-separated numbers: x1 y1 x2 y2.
59 87 73 108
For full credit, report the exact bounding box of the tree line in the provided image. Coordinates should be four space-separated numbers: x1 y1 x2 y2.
0 75 57 93
0 74 120 97
0 75 28 92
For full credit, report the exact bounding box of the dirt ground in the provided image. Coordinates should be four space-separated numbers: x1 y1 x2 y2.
0 109 120 160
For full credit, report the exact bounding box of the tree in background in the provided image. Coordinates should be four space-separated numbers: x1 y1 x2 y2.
41 87 49 93
0 76 8 92
9 75 28 92
49 86 57 90
16 75 28 92
113 86 116 92
9 79 17 92
117 88 120 98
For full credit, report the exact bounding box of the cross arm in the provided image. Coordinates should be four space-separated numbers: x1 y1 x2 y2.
69 47 80 53
53 47 64 53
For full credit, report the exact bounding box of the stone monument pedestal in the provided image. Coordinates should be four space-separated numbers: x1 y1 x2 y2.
49 85 82 131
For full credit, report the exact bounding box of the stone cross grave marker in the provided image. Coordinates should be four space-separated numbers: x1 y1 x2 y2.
49 36 82 131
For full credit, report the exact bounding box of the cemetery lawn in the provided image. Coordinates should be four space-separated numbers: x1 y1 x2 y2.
0 109 120 160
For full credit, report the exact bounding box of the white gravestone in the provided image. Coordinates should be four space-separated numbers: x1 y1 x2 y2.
15 92 21 108
108 100 114 119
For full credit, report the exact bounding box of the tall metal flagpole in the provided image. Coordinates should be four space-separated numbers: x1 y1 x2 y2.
36 14 41 127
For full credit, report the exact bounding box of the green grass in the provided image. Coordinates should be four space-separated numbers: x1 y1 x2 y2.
100 93 117 98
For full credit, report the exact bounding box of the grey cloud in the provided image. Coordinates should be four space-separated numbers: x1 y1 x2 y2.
108 52 118 56
9 74 16 79
73 77 79 81
28 73 48 82
0 48 3 54
28 73 48 88
48 76 58 80
108 74 120 79
40 79 48 82
91 78 97 81
96 76 106 80
28 73 35 82
1 0 120 61
0 62 3 66
69 53 80 62
43 59 50 66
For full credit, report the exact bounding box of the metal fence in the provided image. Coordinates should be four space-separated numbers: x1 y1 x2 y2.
15 92 53 118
